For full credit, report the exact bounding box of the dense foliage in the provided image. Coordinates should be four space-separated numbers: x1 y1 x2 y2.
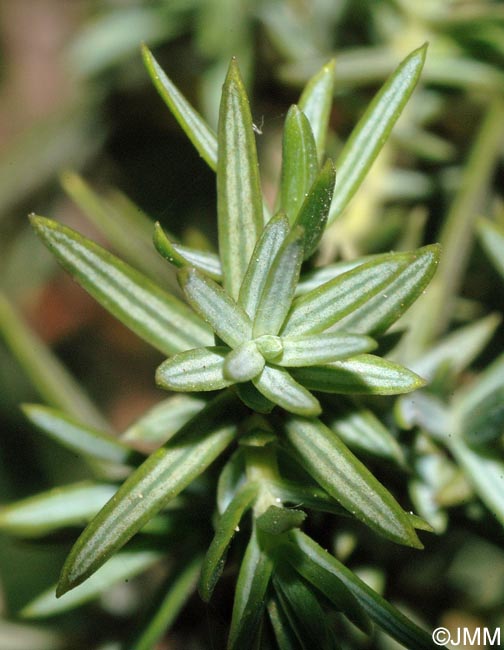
1 3 504 650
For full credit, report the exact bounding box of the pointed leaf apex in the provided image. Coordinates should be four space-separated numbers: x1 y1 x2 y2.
28 213 46 228
323 58 336 72
55 578 69 599
226 57 242 80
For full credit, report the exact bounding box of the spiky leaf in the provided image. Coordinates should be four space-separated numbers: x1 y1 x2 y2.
217 58 263 299
30 216 211 355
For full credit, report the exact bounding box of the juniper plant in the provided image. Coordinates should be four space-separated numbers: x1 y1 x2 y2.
1 43 446 649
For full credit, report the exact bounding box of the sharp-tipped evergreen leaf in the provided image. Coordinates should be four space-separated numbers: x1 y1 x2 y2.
217 58 263 299
293 354 425 395
156 346 232 392
286 531 442 650
121 395 206 444
30 216 212 355
282 251 415 336
280 106 319 224
239 214 290 318
333 244 441 335
253 365 321 416
477 217 504 279
132 556 202 650
284 416 422 548
328 44 427 225
273 562 336 650
200 482 259 602
293 159 336 259
253 227 305 337
57 392 241 596
276 332 376 367
0 292 108 430
22 404 141 466
325 401 405 465
179 267 251 347
224 341 265 382
23 550 162 619
153 222 222 280
281 538 371 635
228 527 274 650
256 505 306 535
142 45 217 170
298 59 336 162
0 482 117 537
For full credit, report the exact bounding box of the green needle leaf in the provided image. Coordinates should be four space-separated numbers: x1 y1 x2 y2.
280 538 372 635
284 417 422 548
333 244 441 335
218 58 263 299
292 354 426 395
199 481 259 602
239 213 290 319
156 346 233 392
30 216 212 355
142 45 217 170
282 251 416 336
293 159 336 259
253 365 321 416
253 227 305 337
298 59 336 162
287 531 441 650
280 106 319 224
228 527 274 650
153 222 222 280
224 341 266 382
22 404 141 467
0 482 117 537
276 332 376 367
325 401 405 465
179 267 252 347
57 392 241 596
328 44 427 225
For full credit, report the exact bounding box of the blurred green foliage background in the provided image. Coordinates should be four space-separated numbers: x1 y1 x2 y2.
1 1 504 648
